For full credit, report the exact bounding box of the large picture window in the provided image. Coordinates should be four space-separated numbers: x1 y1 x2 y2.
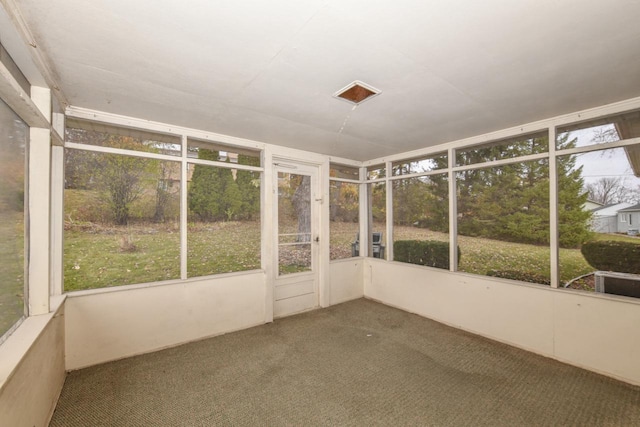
392 174 450 269
456 160 551 284
557 112 640 297
64 123 263 291
64 149 181 290
0 99 27 339
186 144 261 277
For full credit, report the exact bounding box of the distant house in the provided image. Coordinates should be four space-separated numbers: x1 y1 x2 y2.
590 202 633 233
618 203 640 234
583 199 604 212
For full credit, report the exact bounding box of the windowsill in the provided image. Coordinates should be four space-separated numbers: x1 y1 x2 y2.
63 269 265 298
0 294 66 390
374 259 640 306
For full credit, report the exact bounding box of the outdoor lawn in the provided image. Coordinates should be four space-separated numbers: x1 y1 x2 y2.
63 221 261 291
330 222 639 287
0 216 25 336
63 219 637 293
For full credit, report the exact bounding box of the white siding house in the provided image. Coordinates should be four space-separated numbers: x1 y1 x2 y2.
618 203 640 234
591 202 633 233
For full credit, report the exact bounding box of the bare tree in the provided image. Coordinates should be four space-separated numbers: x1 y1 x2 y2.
292 175 311 242
586 177 631 205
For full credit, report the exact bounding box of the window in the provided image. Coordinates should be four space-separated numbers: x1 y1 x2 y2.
67 118 182 156
186 141 261 277
392 152 447 176
456 159 551 284
558 145 640 295
392 173 449 269
64 123 263 290
456 132 548 166
556 110 640 149
329 164 360 260
0 98 27 339
366 182 387 259
558 112 640 297
64 149 181 290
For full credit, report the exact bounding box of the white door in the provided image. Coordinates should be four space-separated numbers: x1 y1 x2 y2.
273 162 320 318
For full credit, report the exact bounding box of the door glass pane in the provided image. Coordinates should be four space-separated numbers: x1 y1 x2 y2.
278 172 312 275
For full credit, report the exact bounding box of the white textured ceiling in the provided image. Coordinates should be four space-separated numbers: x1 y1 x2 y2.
14 0 640 161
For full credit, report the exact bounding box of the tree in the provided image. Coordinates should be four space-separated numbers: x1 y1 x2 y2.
556 134 593 247
188 149 224 221
455 133 592 247
236 154 260 221
292 175 311 242
92 137 153 225
188 149 247 222
586 177 632 205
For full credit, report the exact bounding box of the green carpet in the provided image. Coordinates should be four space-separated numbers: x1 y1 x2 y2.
50 298 640 426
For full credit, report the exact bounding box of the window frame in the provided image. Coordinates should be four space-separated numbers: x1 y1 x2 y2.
63 119 264 291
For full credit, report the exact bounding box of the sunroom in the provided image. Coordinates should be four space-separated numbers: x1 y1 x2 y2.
1 1 640 425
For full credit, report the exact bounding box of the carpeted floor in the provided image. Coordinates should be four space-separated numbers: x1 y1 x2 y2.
50 298 640 426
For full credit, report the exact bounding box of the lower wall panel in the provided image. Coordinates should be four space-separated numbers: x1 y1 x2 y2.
0 302 66 426
364 260 640 385
329 258 364 305
65 272 266 370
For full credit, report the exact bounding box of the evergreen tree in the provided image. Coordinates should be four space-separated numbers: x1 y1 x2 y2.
236 154 260 221
188 149 224 221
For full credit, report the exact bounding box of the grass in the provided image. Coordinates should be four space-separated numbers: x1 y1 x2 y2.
64 221 261 291
63 220 637 292
331 222 598 286
0 213 25 337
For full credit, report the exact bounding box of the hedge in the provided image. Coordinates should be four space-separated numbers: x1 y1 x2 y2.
581 240 640 274
394 240 460 270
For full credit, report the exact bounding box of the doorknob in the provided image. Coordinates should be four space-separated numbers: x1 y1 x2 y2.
314 236 319 242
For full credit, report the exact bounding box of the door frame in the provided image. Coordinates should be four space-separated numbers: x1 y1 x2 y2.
271 158 323 318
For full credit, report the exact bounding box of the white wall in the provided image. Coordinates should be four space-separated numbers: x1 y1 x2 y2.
364 259 640 385
329 258 364 305
0 298 66 426
65 272 266 370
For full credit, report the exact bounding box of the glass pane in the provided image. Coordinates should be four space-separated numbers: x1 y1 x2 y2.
66 118 181 156
187 138 261 167
456 131 548 166
559 145 640 297
456 160 551 285
367 164 386 180
187 162 261 277
64 151 181 290
0 98 27 338
556 110 640 149
393 174 450 269
330 164 360 180
392 152 447 176
278 172 312 275
330 181 359 260
366 182 387 259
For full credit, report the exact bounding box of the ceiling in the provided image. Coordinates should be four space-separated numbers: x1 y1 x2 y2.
13 0 640 161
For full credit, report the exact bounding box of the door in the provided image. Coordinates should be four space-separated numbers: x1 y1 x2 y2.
273 162 320 318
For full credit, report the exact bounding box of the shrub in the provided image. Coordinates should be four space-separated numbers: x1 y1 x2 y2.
581 240 640 274
486 270 550 285
394 240 460 270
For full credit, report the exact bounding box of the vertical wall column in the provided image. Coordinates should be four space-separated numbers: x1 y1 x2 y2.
448 147 458 271
385 160 393 261
548 127 559 288
319 160 331 307
27 86 51 315
262 147 274 323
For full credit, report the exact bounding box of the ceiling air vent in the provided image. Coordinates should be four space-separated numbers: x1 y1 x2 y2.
333 80 381 105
